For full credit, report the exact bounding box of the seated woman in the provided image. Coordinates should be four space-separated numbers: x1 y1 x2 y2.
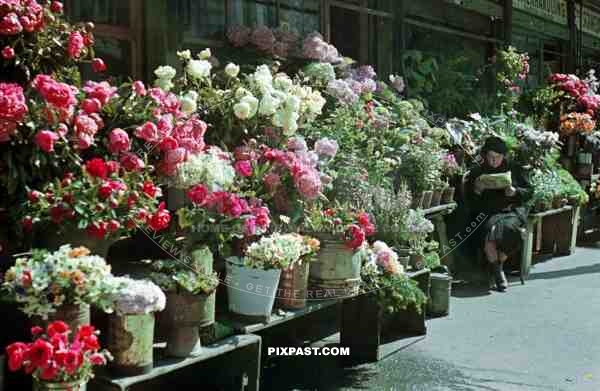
466 136 530 292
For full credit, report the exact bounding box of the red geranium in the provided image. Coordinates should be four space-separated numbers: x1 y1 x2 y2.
345 224 366 250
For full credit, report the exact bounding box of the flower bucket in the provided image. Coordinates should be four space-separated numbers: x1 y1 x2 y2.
430 189 442 207
421 191 434 209
409 253 425 270
309 239 360 299
163 291 215 357
107 313 155 376
410 193 424 209
427 271 452 317
33 379 86 391
441 187 455 204
32 304 91 334
277 261 310 310
225 257 281 318
32 226 114 259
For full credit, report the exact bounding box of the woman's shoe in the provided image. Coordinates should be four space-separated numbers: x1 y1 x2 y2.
493 262 508 292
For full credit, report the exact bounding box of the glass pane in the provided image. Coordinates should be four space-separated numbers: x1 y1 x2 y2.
80 36 131 81
279 0 320 35
367 0 394 13
330 6 361 61
229 0 278 27
168 0 226 41
64 0 130 27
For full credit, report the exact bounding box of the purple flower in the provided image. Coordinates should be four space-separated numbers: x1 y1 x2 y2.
287 137 308 152
251 26 276 52
302 32 341 63
361 79 377 94
314 138 339 159
326 79 359 105
227 25 251 47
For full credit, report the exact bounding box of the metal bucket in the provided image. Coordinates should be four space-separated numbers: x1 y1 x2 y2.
427 272 452 317
107 313 155 376
309 240 360 299
163 292 215 357
226 258 281 317
277 261 310 310
33 379 86 391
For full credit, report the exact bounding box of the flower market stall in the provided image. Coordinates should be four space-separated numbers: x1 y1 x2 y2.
1 1 598 390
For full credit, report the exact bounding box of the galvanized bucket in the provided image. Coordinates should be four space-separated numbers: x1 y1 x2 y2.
309 239 360 299
33 379 86 391
427 271 452 317
107 313 155 376
277 261 310 310
164 292 215 357
226 258 281 317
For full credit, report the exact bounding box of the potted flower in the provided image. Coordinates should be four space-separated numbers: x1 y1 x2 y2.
276 235 320 310
5 321 112 391
23 159 169 257
226 233 315 318
302 204 376 298
405 210 435 270
148 247 219 357
440 152 461 204
2 245 121 331
107 278 166 376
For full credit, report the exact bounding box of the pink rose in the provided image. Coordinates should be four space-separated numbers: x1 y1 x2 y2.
35 130 59 152
67 31 85 59
81 98 102 114
0 13 22 35
120 152 145 171
82 81 117 105
243 217 257 236
1 46 14 59
108 128 130 154
234 160 253 177
132 80 146 96
74 114 98 136
50 1 64 13
135 121 159 143
0 83 27 142
91 58 107 73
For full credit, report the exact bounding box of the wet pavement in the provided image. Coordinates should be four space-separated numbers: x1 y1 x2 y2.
261 247 600 391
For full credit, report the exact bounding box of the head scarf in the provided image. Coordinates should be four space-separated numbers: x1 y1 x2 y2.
481 136 508 155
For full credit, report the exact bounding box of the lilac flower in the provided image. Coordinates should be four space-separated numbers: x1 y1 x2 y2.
361 79 377 94
314 138 339 158
302 32 341 63
287 136 308 152
251 26 276 52
326 79 359 105
227 25 251 47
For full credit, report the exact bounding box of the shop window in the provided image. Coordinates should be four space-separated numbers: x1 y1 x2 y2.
279 0 320 35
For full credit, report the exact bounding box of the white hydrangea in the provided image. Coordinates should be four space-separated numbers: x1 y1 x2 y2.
154 77 174 92
259 93 281 116
225 63 240 78
177 50 192 61
274 74 293 92
234 95 259 120
235 87 252 99
175 149 236 190
198 48 212 60
306 90 326 115
186 59 212 79
253 65 273 93
154 65 176 80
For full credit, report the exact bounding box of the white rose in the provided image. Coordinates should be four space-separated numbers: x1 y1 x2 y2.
259 94 281 116
177 50 192 60
274 74 293 91
181 91 199 115
253 65 273 92
199 48 211 60
235 87 251 99
186 59 212 79
154 65 176 80
307 91 326 114
233 102 251 120
225 63 240 78
241 95 259 118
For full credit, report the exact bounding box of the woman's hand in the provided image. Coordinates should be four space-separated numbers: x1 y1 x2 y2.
505 186 517 197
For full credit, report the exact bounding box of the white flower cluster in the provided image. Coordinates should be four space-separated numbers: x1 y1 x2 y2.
174 147 236 190
244 233 313 270
111 277 166 315
233 65 326 135
154 65 177 91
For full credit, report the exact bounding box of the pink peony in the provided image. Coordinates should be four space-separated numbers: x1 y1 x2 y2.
108 128 130 154
82 81 117 105
67 31 85 59
34 130 59 152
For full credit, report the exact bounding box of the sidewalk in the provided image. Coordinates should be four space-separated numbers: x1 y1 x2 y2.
261 246 600 391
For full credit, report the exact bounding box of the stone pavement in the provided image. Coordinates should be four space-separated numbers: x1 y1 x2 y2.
261 246 600 391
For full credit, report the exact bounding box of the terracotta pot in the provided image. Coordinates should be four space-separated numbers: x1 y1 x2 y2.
107 313 155 376
277 261 310 310
441 187 455 204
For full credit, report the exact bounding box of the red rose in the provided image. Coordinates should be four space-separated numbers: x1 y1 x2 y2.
234 160 253 177
147 204 171 231
91 58 107 73
108 128 130 154
107 220 120 233
28 339 54 369
21 216 33 232
87 222 107 239
83 33 94 47
39 360 59 381
120 152 145 172
90 353 106 366
50 1 64 13
30 326 44 336
67 31 85 59
62 349 83 374
105 160 120 175
50 205 64 224
98 182 113 199
85 158 107 178
0 13 22 35
47 321 69 337
363 223 376 237
76 325 96 339
187 184 209 205
142 181 159 198
28 191 41 203
357 212 371 227
1 46 14 60
6 342 28 371
345 224 366 250
34 130 59 153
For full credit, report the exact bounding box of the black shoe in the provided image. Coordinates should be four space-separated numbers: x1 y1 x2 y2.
493 262 508 292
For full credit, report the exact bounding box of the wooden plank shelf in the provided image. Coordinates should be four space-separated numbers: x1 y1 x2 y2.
423 202 457 217
90 334 262 391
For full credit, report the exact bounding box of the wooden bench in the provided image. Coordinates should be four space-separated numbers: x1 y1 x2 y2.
339 269 431 364
89 334 261 391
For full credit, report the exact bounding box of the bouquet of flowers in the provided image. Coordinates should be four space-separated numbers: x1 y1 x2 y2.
149 246 219 296
5 321 111 384
2 245 121 318
111 277 166 315
357 241 427 315
516 125 560 167
549 73 600 116
560 112 596 136
243 233 320 270
302 203 375 250
22 158 170 238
